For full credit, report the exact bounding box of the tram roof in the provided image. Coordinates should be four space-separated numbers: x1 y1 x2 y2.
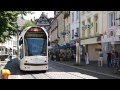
19 26 48 39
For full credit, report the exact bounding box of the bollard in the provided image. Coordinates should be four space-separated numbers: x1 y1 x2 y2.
1 69 11 79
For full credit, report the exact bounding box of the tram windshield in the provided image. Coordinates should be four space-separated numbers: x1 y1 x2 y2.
25 38 47 56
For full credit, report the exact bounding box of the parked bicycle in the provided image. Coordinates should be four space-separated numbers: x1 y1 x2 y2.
112 58 120 74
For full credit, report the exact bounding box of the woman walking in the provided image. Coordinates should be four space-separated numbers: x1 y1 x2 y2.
98 50 103 67
85 51 89 65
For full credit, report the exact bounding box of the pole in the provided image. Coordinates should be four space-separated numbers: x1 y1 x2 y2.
17 31 18 56
75 11 81 65
17 29 19 57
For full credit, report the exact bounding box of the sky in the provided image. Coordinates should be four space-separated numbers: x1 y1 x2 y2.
23 11 54 20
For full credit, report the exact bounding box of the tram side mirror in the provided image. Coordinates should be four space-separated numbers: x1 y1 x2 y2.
19 39 23 45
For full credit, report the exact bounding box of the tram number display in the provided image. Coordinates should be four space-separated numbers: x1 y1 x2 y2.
25 33 45 38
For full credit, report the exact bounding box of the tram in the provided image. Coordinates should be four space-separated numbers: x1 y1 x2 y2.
18 26 48 72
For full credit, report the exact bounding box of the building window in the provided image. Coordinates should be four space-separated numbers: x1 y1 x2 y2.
72 30 74 39
82 21 85 38
76 11 79 20
94 15 98 33
87 18 91 36
72 12 74 23
109 12 116 28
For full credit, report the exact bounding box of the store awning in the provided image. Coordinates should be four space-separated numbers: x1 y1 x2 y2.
59 44 70 49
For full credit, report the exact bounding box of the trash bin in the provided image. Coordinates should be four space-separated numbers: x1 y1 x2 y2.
1 69 11 79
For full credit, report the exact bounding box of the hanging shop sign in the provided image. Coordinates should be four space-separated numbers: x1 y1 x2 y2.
82 23 93 30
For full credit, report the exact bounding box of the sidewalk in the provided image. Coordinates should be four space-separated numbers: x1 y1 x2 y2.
52 60 120 79
0 56 17 79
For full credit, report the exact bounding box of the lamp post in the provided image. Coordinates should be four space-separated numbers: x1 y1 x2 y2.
75 11 81 65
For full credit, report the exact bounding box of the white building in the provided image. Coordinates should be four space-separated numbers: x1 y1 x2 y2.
80 11 105 61
70 11 80 54
102 11 120 58
0 17 29 56
0 36 17 55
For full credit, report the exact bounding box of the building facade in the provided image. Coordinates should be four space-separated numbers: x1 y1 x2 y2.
70 11 80 56
80 11 103 61
49 16 58 48
63 11 70 45
102 11 120 62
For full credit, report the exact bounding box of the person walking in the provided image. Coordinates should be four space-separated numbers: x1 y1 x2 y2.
85 51 89 65
98 50 103 67
111 50 116 67
106 51 112 68
8 48 12 61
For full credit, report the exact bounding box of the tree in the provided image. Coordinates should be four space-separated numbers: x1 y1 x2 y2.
0 11 33 43
21 21 36 30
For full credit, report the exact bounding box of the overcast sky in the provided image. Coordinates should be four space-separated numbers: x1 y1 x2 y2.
23 11 54 20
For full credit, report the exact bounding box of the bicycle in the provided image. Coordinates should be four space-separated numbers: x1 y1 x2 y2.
112 58 120 74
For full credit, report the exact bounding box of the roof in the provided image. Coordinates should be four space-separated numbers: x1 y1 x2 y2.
19 26 48 40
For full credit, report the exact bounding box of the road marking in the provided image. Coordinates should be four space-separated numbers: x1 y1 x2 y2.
50 60 120 79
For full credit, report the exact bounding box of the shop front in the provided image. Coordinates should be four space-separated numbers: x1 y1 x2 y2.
81 37 102 61
70 39 80 61
102 29 120 63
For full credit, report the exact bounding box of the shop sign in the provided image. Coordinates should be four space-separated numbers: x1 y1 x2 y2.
82 22 93 30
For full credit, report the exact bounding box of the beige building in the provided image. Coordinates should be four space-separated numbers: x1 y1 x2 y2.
55 11 64 46
63 11 71 44
80 11 104 61
49 11 64 48
49 17 58 47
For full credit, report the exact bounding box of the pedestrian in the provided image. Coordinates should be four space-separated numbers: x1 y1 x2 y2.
56 51 60 61
98 49 103 67
60 52 63 61
115 51 118 58
111 50 116 67
85 51 89 64
106 51 112 67
8 48 12 61
9 52 12 61
71 53 74 61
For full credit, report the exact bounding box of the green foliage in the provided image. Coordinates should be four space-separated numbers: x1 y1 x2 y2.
0 11 32 43
21 21 36 30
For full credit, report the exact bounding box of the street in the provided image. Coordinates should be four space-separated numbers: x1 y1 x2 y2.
0 57 118 79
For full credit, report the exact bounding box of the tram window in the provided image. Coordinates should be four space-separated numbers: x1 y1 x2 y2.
26 38 47 56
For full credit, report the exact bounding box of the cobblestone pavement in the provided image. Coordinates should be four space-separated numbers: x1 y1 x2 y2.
0 58 118 79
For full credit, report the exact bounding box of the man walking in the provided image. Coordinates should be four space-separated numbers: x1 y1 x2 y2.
106 51 111 67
